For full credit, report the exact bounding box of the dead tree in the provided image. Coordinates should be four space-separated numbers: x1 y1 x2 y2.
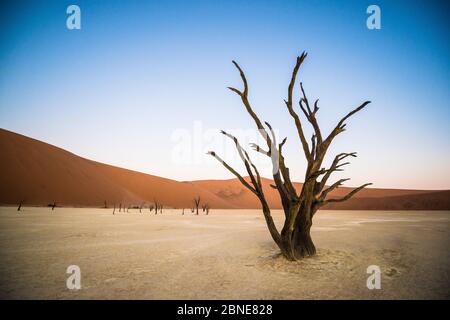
182 208 185 215
202 204 210 214
149 205 154 213
17 200 23 212
113 204 116 215
119 203 122 212
153 200 160 215
139 203 144 213
159 204 163 214
193 197 201 215
51 202 56 211
208 52 371 260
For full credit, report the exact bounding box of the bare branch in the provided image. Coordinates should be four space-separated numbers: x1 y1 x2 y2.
323 183 372 204
316 152 357 193
221 130 250 163
323 101 371 148
228 61 271 149
277 137 297 198
318 178 350 201
310 134 316 159
207 151 258 196
313 99 319 114
279 137 287 148
283 52 311 161
299 83 323 144
220 130 261 192
250 143 270 156
231 60 248 96
337 101 371 129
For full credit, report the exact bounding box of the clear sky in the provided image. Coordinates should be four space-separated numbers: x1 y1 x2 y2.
1 0 449 189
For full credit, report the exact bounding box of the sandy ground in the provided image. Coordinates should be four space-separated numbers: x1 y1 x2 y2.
0 207 448 299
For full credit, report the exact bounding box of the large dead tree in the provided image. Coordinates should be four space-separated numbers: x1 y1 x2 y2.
208 52 371 260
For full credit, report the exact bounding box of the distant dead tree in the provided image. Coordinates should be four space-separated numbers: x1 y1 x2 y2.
202 203 210 214
139 203 144 213
201 203 210 215
17 200 24 212
51 202 56 211
153 200 160 215
159 204 163 214
182 208 185 215
193 196 201 215
113 204 116 215
208 52 371 260
149 205 154 213
119 203 122 212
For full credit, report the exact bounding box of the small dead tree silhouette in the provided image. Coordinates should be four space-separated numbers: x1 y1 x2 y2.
193 197 201 215
153 200 159 215
203 204 210 215
208 52 371 260
182 208 185 215
119 203 122 212
17 200 24 212
113 204 116 215
51 202 56 211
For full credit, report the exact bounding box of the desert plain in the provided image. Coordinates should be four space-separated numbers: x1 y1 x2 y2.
0 207 448 299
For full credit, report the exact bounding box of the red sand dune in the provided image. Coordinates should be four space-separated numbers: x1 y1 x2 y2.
1 128 449 210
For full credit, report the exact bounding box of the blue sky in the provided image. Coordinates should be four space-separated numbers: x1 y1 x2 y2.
0 0 449 189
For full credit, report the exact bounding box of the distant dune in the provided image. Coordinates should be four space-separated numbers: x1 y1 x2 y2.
1 128 449 210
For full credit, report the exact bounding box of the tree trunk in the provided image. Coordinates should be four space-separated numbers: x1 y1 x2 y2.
279 206 316 260
279 229 315 260
291 224 316 259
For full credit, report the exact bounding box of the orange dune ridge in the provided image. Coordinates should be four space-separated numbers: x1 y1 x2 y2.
0 128 449 210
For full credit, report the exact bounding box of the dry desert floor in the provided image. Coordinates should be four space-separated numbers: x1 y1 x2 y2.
0 207 449 299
